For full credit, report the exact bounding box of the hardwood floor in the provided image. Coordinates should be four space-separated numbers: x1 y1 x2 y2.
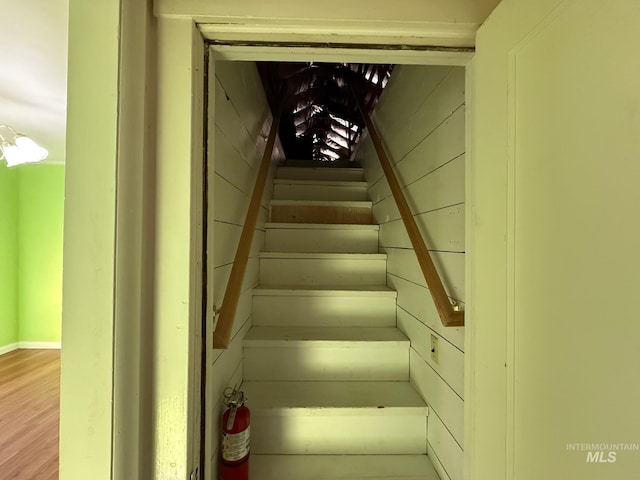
0 349 60 480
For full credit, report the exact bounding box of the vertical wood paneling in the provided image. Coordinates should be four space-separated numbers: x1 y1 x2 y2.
215 62 272 152
210 321 250 405
213 222 265 268
214 125 255 194
388 276 464 351
374 66 453 159
403 155 465 214
397 308 464 399
428 413 463 480
213 222 242 268
213 173 250 225
371 156 465 226
410 349 464 446
356 65 465 478
427 444 452 480
206 60 282 478
385 249 465 301
373 66 464 163
214 79 262 167
379 205 465 252
394 106 466 185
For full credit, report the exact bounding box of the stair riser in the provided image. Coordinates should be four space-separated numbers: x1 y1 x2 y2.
265 228 379 253
277 167 364 182
243 163 429 467
281 160 358 168
273 184 368 201
253 295 396 327
271 204 372 224
244 346 408 381
259 258 386 286
250 415 427 454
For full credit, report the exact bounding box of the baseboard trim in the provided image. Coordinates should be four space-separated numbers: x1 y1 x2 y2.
0 343 19 356
18 342 62 350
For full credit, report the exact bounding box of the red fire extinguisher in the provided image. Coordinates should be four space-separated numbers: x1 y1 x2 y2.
220 386 250 480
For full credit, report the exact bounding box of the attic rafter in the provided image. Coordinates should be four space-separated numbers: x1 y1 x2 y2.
257 61 393 162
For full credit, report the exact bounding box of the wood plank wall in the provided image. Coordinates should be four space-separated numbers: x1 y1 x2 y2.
207 60 284 477
355 65 465 480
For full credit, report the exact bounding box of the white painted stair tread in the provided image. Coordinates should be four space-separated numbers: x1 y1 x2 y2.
281 159 361 168
271 199 372 207
276 167 364 182
273 179 368 187
243 381 428 413
244 326 409 347
259 252 386 260
265 222 379 231
278 166 364 173
253 285 397 297
250 454 440 480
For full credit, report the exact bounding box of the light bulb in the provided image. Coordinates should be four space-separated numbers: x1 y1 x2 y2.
0 127 48 167
2 144 24 167
15 135 48 162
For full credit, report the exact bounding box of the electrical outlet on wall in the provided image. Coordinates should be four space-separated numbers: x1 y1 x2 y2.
430 334 439 364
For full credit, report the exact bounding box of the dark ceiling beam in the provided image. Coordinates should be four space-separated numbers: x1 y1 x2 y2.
258 61 393 161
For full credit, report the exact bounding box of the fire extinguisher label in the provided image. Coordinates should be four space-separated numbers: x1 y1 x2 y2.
222 427 250 462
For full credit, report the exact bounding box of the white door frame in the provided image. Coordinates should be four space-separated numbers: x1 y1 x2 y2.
154 16 206 480
154 9 485 480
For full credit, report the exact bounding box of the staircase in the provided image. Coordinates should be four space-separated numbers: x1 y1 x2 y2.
242 161 440 479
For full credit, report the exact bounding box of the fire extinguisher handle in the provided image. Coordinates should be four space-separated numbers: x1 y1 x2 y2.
224 386 247 408
226 404 237 430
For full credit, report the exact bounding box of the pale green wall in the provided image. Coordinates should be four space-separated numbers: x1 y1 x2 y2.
471 1 640 478
0 164 64 350
0 167 19 349
18 165 65 343
356 65 466 480
207 60 284 479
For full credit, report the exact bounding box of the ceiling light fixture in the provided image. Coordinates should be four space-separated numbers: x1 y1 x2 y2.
0 125 48 167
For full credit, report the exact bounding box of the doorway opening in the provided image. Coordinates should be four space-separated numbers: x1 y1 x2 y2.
204 47 469 480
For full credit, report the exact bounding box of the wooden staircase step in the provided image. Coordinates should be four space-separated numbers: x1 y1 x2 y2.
270 199 372 225
243 326 409 381
281 159 362 169
273 179 368 187
253 284 397 327
252 284 396 297
224 159 433 466
244 326 408 347
276 166 364 182
259 252 386 286
273 179 369 201
265 222 379 230
244 381 427 455
243 380 428 413
265 222 379 253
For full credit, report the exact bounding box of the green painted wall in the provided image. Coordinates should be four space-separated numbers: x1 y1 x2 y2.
18 165 65 343
0 164 64 350
0 167 19 349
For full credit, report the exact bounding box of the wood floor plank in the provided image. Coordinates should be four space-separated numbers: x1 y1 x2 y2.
0 349 60 479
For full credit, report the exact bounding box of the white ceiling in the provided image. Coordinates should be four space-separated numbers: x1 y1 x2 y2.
1 0 69 165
